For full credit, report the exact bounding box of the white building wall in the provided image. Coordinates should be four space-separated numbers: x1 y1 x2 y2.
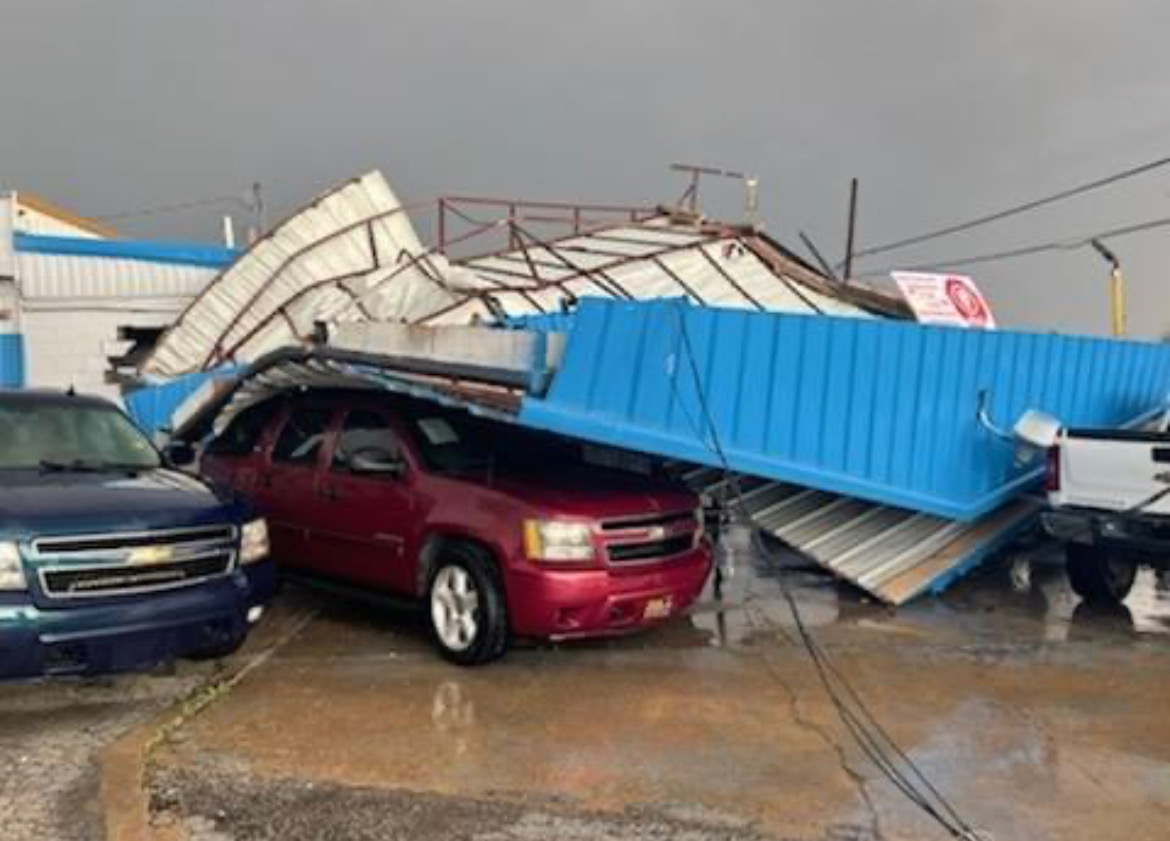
9 246 222 402
21 304 183 403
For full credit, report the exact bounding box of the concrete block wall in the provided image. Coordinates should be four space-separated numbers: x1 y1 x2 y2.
21 308 177 404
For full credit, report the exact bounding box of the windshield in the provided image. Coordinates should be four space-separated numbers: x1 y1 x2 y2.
0 401 161 471
407 409 581 475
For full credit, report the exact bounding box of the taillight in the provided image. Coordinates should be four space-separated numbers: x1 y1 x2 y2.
1045 446 1061 492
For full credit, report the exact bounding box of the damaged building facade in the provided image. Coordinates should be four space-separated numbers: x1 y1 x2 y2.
0 191 236 399
127 171 1170 607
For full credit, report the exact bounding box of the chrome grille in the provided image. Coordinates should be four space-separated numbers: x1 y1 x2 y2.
600 510 698 565
32 525 237 599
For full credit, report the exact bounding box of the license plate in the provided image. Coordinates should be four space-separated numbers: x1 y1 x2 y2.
643 596 673 620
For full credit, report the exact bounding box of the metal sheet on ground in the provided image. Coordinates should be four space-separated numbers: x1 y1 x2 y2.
683 467 1037 605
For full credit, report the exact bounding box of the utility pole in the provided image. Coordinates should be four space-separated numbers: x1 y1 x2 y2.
250 182 265 242
1090 238 1126 337
843 178 859 284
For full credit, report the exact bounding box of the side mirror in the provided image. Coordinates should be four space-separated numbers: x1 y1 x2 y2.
164 441 197 468
1013 410 1062 451
349 447 404 477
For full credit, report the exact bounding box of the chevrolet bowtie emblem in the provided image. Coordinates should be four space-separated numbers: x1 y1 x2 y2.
127 545 174 566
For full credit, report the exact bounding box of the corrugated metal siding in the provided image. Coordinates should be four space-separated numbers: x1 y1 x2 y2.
142 171 460 377
518 298 1170 521
124 367 240 435
15 252 219 300
682 467 1036 604
0 334 25 386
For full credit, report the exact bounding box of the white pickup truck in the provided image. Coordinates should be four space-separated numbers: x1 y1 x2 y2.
1042 413 1170 602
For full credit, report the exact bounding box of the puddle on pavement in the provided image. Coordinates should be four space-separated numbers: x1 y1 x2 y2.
274 526 1170 660
676 531 1170 651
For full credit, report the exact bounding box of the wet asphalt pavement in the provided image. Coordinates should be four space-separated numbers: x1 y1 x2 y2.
0 665 214 841
3 537 1169 841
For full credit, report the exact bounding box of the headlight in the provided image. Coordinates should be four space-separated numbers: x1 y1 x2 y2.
0 542 27 591
523 519 595 563
239 519 270 565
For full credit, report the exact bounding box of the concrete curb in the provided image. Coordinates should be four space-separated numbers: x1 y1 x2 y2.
100 717 163 841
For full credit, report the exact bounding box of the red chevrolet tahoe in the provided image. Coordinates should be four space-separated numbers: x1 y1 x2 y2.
199 390 712 665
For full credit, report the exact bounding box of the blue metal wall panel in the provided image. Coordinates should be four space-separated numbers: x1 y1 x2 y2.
518 299 1170 520
124 367 239 436
0 335 25 387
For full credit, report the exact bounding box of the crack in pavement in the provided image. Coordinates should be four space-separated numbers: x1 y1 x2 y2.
740 600 885 841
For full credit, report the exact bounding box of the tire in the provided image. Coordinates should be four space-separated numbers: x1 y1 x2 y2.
1066 543 1137 604
426 545 508 666
186 628 246 661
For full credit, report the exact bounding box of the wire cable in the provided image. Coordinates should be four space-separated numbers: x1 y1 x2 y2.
664 300 986 840
861 214 1170 277
94 194 253 222
851 153 1170 262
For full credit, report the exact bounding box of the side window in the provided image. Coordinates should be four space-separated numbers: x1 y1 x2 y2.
272 407 333 466
205 400 280 458
333 410 400 470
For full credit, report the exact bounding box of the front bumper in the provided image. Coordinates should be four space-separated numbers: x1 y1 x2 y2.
506 544 713 639
0 559 275 680
1042 510 1170 568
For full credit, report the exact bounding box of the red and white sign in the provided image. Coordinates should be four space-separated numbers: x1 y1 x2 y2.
892 272 996 329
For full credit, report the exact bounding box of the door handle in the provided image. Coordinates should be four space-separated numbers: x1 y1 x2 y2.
1152 447 1170 464
258 471 274 488
320 485 340 501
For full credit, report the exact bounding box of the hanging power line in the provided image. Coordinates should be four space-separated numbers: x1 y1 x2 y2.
850 152 1170 263
861 214 1170 277
664 302 986 841
94 193 255 222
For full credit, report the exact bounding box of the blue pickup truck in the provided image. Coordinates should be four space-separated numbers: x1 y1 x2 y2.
0 390 274 679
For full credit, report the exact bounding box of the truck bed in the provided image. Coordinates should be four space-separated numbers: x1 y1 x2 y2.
1051 427 1170 516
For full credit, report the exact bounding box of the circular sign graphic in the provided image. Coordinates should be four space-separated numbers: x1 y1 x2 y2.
945 277 990 327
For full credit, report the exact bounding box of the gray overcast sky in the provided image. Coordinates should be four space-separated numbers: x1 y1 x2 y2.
4 1 1169 336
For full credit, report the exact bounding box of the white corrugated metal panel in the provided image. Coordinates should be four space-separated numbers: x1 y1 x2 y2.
439 224 873 324
142 171 465 378
16 252 217 300
684 468 1036 605
140 169 896 376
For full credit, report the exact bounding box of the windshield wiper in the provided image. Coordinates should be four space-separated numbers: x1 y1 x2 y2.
38 459 140 474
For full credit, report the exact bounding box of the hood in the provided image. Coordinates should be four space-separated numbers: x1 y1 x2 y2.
0 469 247 538
464 465 698 520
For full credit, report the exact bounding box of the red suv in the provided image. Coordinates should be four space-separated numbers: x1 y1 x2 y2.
200 391 713 664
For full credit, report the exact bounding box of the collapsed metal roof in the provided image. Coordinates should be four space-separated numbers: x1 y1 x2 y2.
140 170 908 379
142 172 470 379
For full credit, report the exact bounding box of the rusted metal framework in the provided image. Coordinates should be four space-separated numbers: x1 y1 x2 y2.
430 195 911 322
141 170 910 379
435 196 659 259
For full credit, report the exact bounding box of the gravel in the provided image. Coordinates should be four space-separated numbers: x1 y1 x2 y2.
0 667 212 841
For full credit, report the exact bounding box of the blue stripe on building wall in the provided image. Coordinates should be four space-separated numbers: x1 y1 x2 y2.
0 335 26 387
13 233 239 269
